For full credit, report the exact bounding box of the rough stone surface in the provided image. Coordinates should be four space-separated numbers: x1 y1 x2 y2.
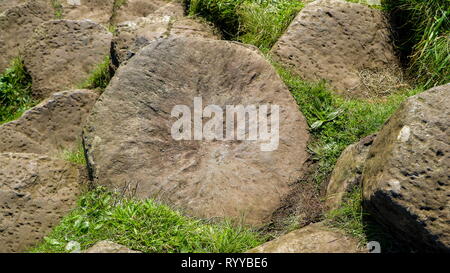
326 134 375 210
84 240 141 253
363 84 450 252
0 0 53 73
0 90 98 156
0 152 83 253
153 1 184 17
83 37 310 225
170 17 219 39
111 15 171 67
111 0 177 24
248 222 364 253
60 0 115 25
111 15 219 68
271 0 401 97
23 19 112 99
0 0 26 14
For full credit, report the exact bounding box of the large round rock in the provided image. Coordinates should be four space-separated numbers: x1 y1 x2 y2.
83 37 309 225
272 0 402 97
363 84 450 252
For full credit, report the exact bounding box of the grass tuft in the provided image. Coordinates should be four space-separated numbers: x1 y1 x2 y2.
61 143 86 166
188 0 242 39
78 56 112 91
324 187 367 243
237 0 303 52
188 0 303 51
383 0 450 87
0 57 36 124
51 0 64 19
31 187 265 253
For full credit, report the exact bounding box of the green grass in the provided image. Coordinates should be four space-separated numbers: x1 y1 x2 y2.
324 186 411 252
188 0 303 51
51 0 64 19
0 57 36 124
275 62 423 186
61 143 87 166
188 0 242 39
237 0 304 52
324 187 367 243
383 0 450 87
78 56 112 91
31 187 265 253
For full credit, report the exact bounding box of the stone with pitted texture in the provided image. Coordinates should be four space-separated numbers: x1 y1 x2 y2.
0 0 26 14
111 11 218 68
23 19 112 99
60 0 115 25
0 90 98 156
272 0 401 97
0 1 53 73
0 153 83 253
363 84 450 252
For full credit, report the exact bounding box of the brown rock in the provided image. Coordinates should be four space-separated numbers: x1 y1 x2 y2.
111 0 175 24
170 17 219 39
0 89 98 156
153 1 185 17
248 222 364 253
111 15 171 67
0 0 53 73
83 37 310 225
0 152 83 253
271 0 402 97
326 134 375 210
60 0 115 25
84 241 141 253
363 84 450 252
0 0 26 13
23 19 112 99
111 15 219 68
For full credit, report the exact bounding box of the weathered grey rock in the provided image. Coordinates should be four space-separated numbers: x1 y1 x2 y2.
84 240 141 253
0 90 98 156
271 0 402 97
60 0 115 25
111 15 219 68
363 84 450 252
83 37 310 225
23 20 112 99
326 134 375 210
0 152 83 253
0 1 53 73
248 222 364 253
111 0 177 24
